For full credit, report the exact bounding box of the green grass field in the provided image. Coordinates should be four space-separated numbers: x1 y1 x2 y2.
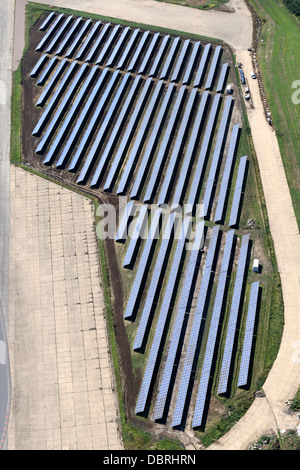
247 0 300 228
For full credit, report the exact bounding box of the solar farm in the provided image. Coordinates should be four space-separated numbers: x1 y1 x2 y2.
20 9 273 439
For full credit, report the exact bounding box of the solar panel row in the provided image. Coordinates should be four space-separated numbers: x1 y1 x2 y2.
192 229 235 428
103 77 153 191
116 80 164 195
127 31 150 72
55 16 83 56
39 11 55 32
75 71 131 182
36 13 65 51
229 156 248 227
216 62 229 93
130 84 175 200
182 41 201 85
36 56 58 86
33 60 77 136
116 28 140 70
172 225 220 427
153 220 205 420
171 39 190 83
36 62 88 154
217 233 250 394
202 96 233 218
123 205 149 271
157 87 198 206
149 35 170 78
193 43 211 88
36 58 68 107
172 91 209 209
43 65 98 164
45 15 74 54
214 124 240 224
160 37 181 80
94 24 121 65
237 281 260 387
115 200 136 243
30 54 48 78
90 75 143 187
75 21 102 61
143 85 186 203
138 32 160 75
133 213 176 351
56 68 109 168
186 93 221 214
124 209 161 318
135 217 192 415
204 45 222 90
69 70 119 174
65 19 92 58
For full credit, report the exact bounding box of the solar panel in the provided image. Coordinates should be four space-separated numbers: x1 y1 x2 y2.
216 62 228 93
116 28 140 70
124 209 161 318
186 93 221 214
105 26 131 67
94 24 121 65
56 68 109 168
127 31 150 72
172 225 220 427
148 35 170 77
43 65 98 164
75 21 103 60
138 32 160 75
133 212 175 351
193 43 211 88
65 19 92 58
87 22 113 63
214 124 240 224
171 39 190 83
45 15 74 54
160 37 180 79
35 58 68 107
192 229 234 428
229 156 248 227
69 70 119 174
204 45 222 90
30 54 48 78
217 233 250 395
36 56 58 86
237 281 260 387
182 41 201 85
89 75 142 187
202 96 233 218
35 13 65 51
102 77 153 191
36 63 88 154
143 85 186 203
75 72 131 182
115 200 136 243
32 60 77 136
135 217 192 415
157 87 198 206
39 11 55 31
129 83 175 200
172 91 209 208
123 205 149 271
153 220 205 421
54 16 83 56
116 80 164 195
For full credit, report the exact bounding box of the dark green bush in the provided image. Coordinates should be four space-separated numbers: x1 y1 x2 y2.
283 0 300 16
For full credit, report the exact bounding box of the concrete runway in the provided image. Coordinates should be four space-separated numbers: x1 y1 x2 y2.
0 0 15 449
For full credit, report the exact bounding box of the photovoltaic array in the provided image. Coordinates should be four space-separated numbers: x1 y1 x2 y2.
25 11 262 431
